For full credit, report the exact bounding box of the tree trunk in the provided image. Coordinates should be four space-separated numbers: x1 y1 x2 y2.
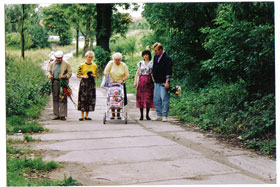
83 34 89 56
75 28 79 57
96 4 113 52
89 33 94 50
83 17 91 56
20 4 25 59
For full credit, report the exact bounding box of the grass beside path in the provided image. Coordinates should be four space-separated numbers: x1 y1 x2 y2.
6 46 80 185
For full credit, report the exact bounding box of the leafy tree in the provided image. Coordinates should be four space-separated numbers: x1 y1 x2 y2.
96 4 113 53
42 4 72 46
201 2 274 96
27 24 50 48
96 3 135 64
129 18 150 30
64 4 97 56
5 5 19 33
5 5 49 50
143 3 217 88
5 4 40 58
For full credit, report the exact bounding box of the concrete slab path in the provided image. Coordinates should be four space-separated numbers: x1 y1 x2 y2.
28 60 276 185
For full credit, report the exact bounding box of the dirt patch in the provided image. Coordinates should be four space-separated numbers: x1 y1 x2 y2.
169 119 276 160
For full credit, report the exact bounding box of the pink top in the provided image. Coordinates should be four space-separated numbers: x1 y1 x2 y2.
157 50 165 63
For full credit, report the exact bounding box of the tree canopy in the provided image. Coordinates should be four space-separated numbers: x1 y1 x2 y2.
143 2 274 97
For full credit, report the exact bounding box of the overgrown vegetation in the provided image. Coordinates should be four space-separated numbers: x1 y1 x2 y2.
5 52 50 134
6 51 79 185
143 2 275 156
7 143 79 186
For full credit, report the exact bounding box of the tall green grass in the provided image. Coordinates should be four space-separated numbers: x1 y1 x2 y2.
6 52 50 134
6 47 80 185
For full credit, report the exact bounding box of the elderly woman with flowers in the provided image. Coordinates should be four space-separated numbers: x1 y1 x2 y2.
77 51 98 121
104 52 129 119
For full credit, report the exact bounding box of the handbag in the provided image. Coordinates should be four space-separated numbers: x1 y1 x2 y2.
135 75 139 88
100 74 110 88
101 61 114 88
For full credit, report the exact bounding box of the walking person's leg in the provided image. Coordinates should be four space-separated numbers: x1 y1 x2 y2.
52 80 60 120
85 111 92 120
59 97 67 120
85 78 95 121
139 108 144 120
78 79 87 121
146 108 151 120
111 109 115 119
161 85 170 122
117 109 121 119
153 83 162 120
80 111 84 121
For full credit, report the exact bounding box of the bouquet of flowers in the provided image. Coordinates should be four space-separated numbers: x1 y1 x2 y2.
169 85 181 96
59 79 77 108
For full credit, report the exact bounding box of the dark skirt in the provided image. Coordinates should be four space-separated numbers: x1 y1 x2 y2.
123 83 128 106
136 75 154 108
78 78 96 112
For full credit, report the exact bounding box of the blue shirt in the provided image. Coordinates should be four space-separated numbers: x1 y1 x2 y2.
53 62 61 79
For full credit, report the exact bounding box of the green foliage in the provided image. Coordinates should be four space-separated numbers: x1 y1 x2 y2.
6 53 51 117
110 35 137 58
5 4 49 50
5 32 33 49
7 143 23 154
93 46 111 69
169 82 275 155
27 25 50 48
143 2 275 155
61 175 80 186
112 12 133 36
7 143 79 186
143 3 217 88
11 121 44 134
123 56 142 95
58 29 73 46
42 4 73 46
5 5 20 33
24 135 40 142
201 3 274 96
7 155 60 186
246 139 275 155
7 143 80 186
140 31 156 50
129 18 150 30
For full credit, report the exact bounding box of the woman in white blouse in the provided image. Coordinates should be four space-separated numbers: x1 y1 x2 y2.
134 50 154 120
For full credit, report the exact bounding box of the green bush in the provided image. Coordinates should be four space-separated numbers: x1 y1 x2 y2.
110 35 136 58
170 82 275 155
12 121 44 134
7 156 60 186
58 29 73 46
6 53 51 117
27 25 50 48
93 46 110 69
5 32 34 49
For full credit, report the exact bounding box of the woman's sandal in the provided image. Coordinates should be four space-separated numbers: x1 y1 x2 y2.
79 118 84 121
85 117 92 120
